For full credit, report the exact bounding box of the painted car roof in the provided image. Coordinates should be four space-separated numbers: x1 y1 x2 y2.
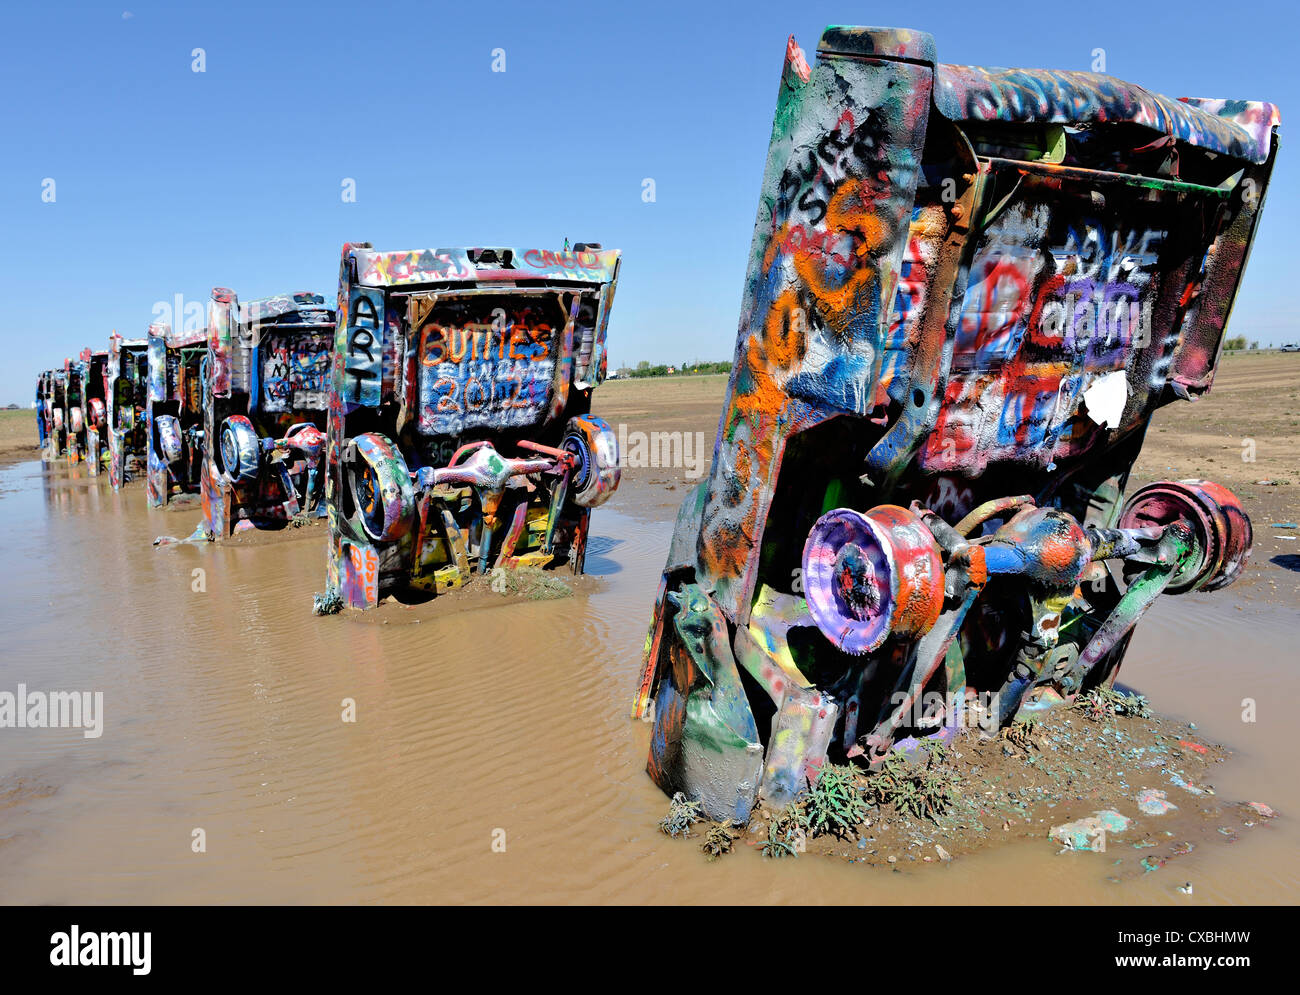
239 292 334 325
935 67 1277 164
351 246 621 289
817 26 1279 164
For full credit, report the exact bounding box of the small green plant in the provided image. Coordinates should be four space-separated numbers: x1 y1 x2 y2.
702 820 741 860
760 805 804 859
801 763 870 839
1003 717 1040 751
311 590 342 616
1076 687 1151 721
659 792 702 838
1120 692 1151 719
862 742 959 821
290 511 313 529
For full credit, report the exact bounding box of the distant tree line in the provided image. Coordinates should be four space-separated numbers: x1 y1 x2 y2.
620 360 732 378
616 338 1284 376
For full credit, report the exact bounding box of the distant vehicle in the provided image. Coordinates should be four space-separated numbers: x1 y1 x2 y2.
145 322 206 508
77 347 110 476
34 369 62 463
1281 343 1299 352
62 356 87 466
107 334 150 489
200 288 336 539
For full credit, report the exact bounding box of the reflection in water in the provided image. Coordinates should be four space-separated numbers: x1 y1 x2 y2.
0 458 1295 904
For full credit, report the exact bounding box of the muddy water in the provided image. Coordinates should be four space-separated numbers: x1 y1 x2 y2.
1 458 1295 904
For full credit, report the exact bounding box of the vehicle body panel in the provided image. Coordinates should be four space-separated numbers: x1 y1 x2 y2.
321 242 622 611
200 288 337 538
636 26 1277 820
76 347 109 476
145 322 206 508
107 335 150 490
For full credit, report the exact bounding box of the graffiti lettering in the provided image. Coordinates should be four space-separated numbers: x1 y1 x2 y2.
344 291 383 406
418 314 555 435
262 331 332 411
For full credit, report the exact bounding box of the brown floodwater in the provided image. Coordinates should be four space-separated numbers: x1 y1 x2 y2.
1 457 1295 905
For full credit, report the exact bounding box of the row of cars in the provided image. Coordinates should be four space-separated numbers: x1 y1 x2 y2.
36 242 624 612
33 21 1283 821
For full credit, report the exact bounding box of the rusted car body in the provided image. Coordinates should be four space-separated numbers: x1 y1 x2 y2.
145 322 207 508
51 367 70 462
106 334 149 490
34 374 47 454
36 370 60 461
76 347 110 476
319 243 621 611
201 289 336 538
634 27 1277 821
60 356 88 466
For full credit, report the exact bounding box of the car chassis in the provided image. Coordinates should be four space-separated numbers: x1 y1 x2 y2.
145 322 207 508
201 288 337 538
635 26 1277 822
319 242 622 611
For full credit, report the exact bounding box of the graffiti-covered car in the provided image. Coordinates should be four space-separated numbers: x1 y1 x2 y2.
51 367 71 462
36 370 60 461
61 356 88 466
107 334 150 490
145 322 207 508
201 289 336 538
634 27 1277 821
77 347 110 476
318 242 622 611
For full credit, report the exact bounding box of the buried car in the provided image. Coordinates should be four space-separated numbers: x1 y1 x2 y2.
61 356 88 466
317 242 621 611
36 369 61 462
106 333 150 489
77 347 110 475
145 321 207 508
634 27 1277 822
201 288 336 538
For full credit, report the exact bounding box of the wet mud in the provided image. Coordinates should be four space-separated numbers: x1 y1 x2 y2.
0 356 1295 904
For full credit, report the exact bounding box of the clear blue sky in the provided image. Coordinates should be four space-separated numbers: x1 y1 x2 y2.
1 0 1294 404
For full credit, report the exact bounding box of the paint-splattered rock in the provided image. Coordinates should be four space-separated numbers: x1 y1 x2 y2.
1136 788 1177 816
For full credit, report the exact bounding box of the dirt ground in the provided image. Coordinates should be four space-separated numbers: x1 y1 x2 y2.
0 409 36 467
691 703 1276 876
7 357 1294 899
592 352 1300 608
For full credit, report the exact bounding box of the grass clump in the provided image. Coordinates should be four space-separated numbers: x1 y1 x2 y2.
862 742 959 821
1003 717 1040 752
760 805 804 859
702 820 741 860
801 763 870 839
1076 686 1151 722
312 589 343 616
659 792 702 838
